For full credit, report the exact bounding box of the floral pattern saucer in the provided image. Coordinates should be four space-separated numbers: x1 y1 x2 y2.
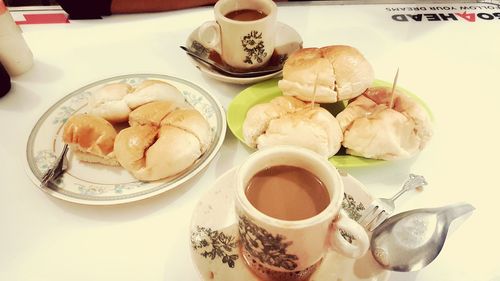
190 167 390 281
25 74 226 205
185 22 303 85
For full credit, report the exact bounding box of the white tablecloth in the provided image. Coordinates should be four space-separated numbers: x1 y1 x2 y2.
1 2 500 280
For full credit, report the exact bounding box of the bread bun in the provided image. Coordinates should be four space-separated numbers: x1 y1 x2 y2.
86 83 132 123
114 125 202 181
113 124 158 172
243 96 307 147
321 46 375 101
128 101 180 127
124 80 186 110
160 108 211 153
337 87 432 160
62 114 119 166
114 101 212 181
256 107 342 158
243 96 342 158
278 45 374 103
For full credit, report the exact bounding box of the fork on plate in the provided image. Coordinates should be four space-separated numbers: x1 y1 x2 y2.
358 174 428 232
41 144 69 188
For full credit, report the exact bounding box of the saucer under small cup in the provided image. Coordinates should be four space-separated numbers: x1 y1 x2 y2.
185 22 303 85
189 167 390 281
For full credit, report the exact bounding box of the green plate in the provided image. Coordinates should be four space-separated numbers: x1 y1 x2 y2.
227 78 433 168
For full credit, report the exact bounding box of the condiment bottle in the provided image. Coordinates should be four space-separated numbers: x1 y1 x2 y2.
0 60 11 97
0 0 33 76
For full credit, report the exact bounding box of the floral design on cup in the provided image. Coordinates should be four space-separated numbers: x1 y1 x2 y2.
238 215 298 270
241 31 267 65
191 225 239 268
341 193 366 243
342 193 366 222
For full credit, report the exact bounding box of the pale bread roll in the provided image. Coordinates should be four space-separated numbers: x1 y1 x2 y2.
86 83 132 123
337 87 433 160
278 48 337 103
128 101 180 127
342 109 420 160
336 94 380 132
388 90 433 150
256 107 342 158
269 95 309 112
62 114 119 166
321 45 374 101
124 80 186 110
243 96 306 147
114 125 202 182
278 45 374 103
160 108 211 153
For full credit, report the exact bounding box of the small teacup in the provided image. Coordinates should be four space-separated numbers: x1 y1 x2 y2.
198 0 277 70
235 146 369 280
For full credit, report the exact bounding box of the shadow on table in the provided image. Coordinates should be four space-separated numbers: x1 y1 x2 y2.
388 271 419 281
19 59 63 83
0 82 41 111
44 162 206 222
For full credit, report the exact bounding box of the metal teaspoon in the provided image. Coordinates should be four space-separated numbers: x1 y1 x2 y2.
370 202 475 272
180 46 282 78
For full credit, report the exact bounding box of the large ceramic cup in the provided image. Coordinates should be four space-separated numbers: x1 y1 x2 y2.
198 0 277 70
235 146 369 280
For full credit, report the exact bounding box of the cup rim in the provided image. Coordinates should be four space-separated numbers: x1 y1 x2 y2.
235 146 344 229
214 0 277 25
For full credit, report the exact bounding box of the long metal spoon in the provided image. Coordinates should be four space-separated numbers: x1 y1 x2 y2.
180 46 282 78
370 202 475 272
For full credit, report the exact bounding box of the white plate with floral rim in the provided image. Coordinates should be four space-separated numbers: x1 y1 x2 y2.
25 74 226 205
189 167 390 281
185 22 303 85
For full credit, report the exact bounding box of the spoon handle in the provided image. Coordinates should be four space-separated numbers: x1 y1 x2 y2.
439 202 475 222
390 174 427 201
180 46 228 74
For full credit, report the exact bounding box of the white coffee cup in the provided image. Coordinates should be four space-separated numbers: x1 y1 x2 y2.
235 146 369 279
198 0 277 70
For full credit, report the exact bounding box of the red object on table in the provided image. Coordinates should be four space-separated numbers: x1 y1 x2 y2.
15 13 69 25
0 0 6 14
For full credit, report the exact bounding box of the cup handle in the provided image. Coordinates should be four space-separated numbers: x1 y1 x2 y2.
197 21 221 53
329 210 370 258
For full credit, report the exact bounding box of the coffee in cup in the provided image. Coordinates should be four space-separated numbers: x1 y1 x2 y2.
245 165 330 221
225 9 267 21
235 146 369 280
197 0 277 70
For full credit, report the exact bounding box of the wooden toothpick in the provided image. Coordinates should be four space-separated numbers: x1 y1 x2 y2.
389 68 399 109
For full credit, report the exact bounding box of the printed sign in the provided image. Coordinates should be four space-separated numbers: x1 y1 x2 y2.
385 3 500 22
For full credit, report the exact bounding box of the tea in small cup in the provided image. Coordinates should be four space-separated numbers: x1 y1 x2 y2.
198 0 277 70
235 146 369 280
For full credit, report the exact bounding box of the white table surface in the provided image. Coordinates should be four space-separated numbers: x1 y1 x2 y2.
1 2 500 281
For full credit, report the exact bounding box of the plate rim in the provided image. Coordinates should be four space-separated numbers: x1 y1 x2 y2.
25 73 227 205
226 78 433 168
